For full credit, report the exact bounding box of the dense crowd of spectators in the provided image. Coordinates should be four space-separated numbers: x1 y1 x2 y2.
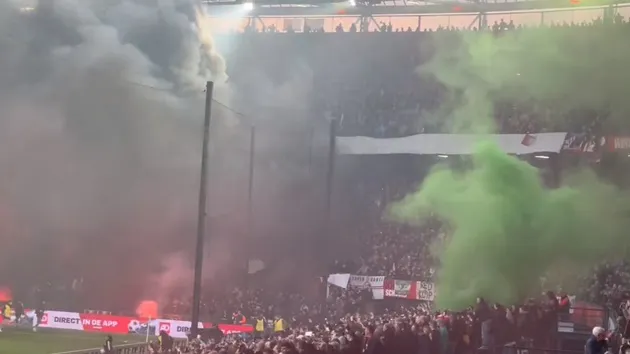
240 11 624 34
158 293 573 354
228 15 628 140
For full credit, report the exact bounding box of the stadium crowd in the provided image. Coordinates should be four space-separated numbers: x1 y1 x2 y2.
158 292 573 354
150 12 630 338
147 11 630 329
146 16 630 354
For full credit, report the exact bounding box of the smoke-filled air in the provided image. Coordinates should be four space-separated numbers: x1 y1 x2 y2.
0 0 319 309
0 0 225 308
389 28 630 309
390 142 630 309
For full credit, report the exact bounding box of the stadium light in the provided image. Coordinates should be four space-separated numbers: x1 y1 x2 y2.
534 155 550 159
243 2 254 10
437 154 449 159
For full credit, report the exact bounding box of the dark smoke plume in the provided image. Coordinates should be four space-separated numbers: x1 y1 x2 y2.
0 0 316 310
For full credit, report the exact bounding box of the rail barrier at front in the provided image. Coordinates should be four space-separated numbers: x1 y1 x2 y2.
51 339 187 354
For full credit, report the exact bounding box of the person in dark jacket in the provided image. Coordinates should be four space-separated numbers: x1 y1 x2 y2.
585 327 608 354
365 325 395 354
103 335 114 354
33 301 45 332
13 300 24 326
475 297 494 349
341 332 362 354
418 325 433 354
430 321 442 354
158 330 174 352
365 329 386 354
394 321 418 354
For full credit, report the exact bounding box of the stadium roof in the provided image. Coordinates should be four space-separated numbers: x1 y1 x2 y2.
202 0 625 15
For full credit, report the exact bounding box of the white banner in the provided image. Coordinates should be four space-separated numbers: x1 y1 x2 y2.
384 280 436 301
327 273 351 289
416 281 436 301
348 275 385 288
39 311 84 331
155 320 204 338
348 275 385 300
0 310 253 338
337 133 567 155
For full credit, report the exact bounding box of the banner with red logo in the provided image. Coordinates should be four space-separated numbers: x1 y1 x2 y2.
148 319 253 338
384 280 416 299
384 280 436 301
38 311 134 333
604 136 630 152
1 310 253 339
215 323 255 335
155 319 205 337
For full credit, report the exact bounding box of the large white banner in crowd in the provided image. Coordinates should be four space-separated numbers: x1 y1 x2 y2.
327 274 437 302
337 133 568 155
327 274 385 299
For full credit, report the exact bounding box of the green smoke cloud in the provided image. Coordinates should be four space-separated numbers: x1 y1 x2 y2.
390 142 630 309
389 24 630 309
421 26 630 133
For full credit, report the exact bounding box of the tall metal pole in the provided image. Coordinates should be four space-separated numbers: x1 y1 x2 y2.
191 81 213 337
307 125 314 175
325 119 337 232
246 125 256 275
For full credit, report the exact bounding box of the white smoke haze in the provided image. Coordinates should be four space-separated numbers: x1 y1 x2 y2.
0 0 320 309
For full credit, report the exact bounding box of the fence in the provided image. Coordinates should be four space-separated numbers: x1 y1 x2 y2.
561 306 610 334
52 339 187 354
207 3 630 33
481 346 585 354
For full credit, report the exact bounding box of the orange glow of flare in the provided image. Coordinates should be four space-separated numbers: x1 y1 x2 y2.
0 287 12 302
136 300 158 319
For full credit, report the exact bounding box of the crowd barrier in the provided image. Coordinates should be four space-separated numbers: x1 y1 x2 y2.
0 310 254 339
480 347 584 354
52 339 187 354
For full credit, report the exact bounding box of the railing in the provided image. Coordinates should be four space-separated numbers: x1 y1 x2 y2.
206 3 630 32
561 306 610 333
481 346 585 354
51 340 187 354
